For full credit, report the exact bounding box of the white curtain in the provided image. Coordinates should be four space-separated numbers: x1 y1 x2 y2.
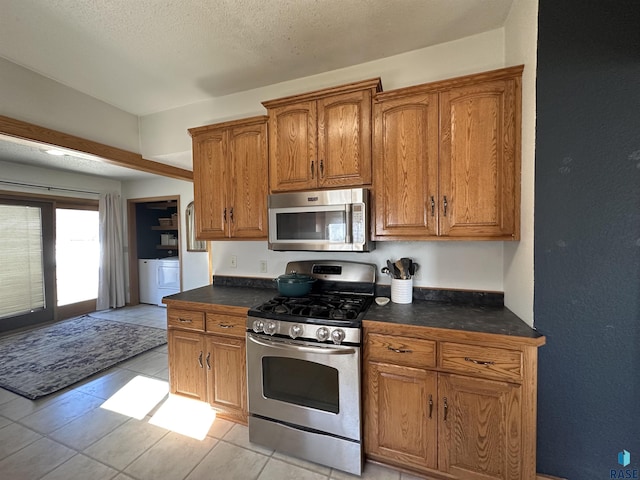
97 193 126 310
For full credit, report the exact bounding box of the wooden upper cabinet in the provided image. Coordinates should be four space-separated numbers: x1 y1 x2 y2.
227 122 269 238
372 65 522 241
317 89 373 188
263 78 381 193
192 129 226 238
439 78 520 238
267 101 317 192
189 116 268 240
373 93 439 238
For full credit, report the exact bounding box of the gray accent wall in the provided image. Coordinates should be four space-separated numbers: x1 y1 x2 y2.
535 0 640 477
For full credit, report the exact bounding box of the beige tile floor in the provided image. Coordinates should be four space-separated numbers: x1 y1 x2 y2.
0 305 423 480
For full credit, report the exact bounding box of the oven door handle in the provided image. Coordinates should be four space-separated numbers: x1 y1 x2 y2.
247 333 357 355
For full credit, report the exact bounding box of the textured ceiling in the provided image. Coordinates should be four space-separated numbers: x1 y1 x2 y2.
0 0 514 180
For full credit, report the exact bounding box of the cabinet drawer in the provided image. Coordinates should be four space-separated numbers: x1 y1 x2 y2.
367 333 436 368
439 342 522 381
206 313 245 337
167 309 205 331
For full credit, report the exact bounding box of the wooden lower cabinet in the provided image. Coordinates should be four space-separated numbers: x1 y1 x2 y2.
205 335 246 421
364 321 543 480
167 306 248 424
168 329 207 402
366 362 438 471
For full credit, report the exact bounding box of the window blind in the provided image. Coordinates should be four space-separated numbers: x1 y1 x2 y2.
0 205 45 319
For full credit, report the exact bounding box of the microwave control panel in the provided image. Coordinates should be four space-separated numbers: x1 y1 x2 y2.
352 204 364 244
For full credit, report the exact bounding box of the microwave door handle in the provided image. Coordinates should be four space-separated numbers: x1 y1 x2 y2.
345 204 352 244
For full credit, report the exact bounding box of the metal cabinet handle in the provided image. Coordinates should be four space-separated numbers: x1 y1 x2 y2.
428 394 433 419
387 346 413 354
218 323 234 329
223 207 227 223
206 352 211 370
310 160 315 179
443 196 448 216
319 159 324 177
198 351 203 368
178 318 192 323
430 196 435 217
465 357 495 366
229 208 234 223
443 397 449 421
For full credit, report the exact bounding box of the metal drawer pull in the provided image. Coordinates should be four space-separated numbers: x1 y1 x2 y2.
198 351 203 368
387 346 413 354
178 318 192 323
464 357 495 366
311 160 315 179
443 196 448 216
217 323 234 328
206 352 211 370
443 397 448 421
428 394 433 419
430 196 435 216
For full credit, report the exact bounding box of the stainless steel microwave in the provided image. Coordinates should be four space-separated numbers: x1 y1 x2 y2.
268 188 374 252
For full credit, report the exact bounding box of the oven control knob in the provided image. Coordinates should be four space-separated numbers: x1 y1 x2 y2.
316 327 330 342
331 328 345 345
290 324 303 339
264 321 277 335
252 320 264 333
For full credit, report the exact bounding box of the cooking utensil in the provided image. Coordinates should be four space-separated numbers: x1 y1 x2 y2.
409 262 419 276
401 258 412 279
386 260 396 277
394 259 406 279
381 266 392 277
274 272 316 297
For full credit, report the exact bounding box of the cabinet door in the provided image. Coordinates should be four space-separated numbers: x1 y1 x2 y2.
268 101 317 192
192 129 228 239
168 329 207 402
317 89 372 188
205 335 247 421
373 93 439 238
365 361 437 471
228 122 268 238
439 78 520 238
438 373 522 480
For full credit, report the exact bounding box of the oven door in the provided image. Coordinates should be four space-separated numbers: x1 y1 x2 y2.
246 332 361 440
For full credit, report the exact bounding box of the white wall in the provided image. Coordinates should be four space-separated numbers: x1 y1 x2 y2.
0 159 121 198
139 29 510 294
0 57 140 152
121 177 210 297
139 29 506 162
503 0 538 326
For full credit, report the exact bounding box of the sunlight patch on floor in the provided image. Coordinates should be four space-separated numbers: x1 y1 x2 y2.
149 394 216 440
100 375 169 420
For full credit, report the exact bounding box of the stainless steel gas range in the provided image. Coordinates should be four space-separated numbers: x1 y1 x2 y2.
246 260 376 476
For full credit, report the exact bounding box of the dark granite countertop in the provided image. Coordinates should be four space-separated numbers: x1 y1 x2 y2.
162 284 277 310
163 276 542 342
364 300 543 340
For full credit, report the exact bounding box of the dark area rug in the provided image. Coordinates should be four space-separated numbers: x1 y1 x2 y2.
0 315 167 400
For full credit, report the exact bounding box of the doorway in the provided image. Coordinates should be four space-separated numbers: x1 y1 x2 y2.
127 196 182 305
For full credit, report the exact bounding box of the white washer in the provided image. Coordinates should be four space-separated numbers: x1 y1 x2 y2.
139 258 180 306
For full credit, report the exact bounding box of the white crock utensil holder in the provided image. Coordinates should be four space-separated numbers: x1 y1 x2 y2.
391 278 413 304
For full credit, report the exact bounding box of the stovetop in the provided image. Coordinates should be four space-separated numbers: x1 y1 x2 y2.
248 293 373 328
